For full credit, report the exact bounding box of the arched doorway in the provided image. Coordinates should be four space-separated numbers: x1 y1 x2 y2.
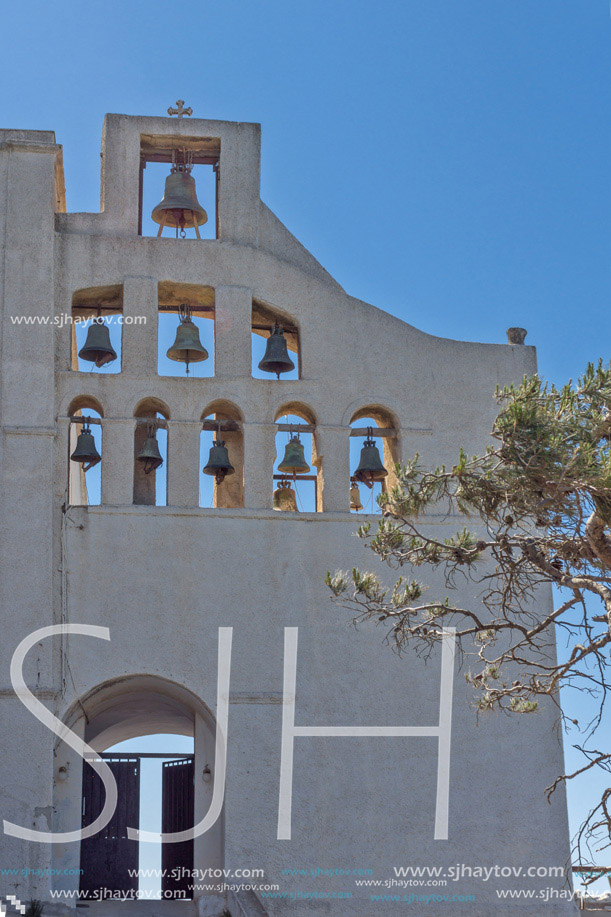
54 676 223 902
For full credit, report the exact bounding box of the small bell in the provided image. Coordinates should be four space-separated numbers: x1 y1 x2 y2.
166 305 209 375
353 428 388 488
203 439 235 484
273 478 298 511
350 477 363 511
151 158 208 239
70 423 101 472
278 433 310 476
258 323 296 379
78 317 117 367
136 424 164 475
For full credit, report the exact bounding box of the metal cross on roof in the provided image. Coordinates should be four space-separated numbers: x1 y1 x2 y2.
167 100 193 119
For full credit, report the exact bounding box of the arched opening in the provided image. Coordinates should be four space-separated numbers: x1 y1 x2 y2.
68 396 104 507
133 399 169 506
252 298 300 380
199 401 244 508
349 406 400 514
158 282 215 378
71 285 123 375
139 136 219 240
55 677 223 902
273 403 320 512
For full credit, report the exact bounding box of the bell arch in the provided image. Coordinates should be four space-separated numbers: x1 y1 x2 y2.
158 282 215 378
71 285 123 374
349 405 400 513
133 398 170 506
67 396 104 507
200 400 244 509
252 298 300 380
67 395 105 418
54 675 224 902
138 135 220 239
273 403 321 512
274 402 317 426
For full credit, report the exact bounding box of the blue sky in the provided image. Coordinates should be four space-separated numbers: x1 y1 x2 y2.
2 0 610 387
3 0 611 891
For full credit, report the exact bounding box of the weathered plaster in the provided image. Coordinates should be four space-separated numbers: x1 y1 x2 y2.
0 115 573 916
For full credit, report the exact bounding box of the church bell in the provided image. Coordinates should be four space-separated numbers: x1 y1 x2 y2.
70 423 101 471
78 317 117 367
136 424 164 475
166 304 209 374
258 323 295 378
203 440 235 484
273 478 298 511
278 434 310 476
152 159 208 238
350 477 363 511
353 429 388 488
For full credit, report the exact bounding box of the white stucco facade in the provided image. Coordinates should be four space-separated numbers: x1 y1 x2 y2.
0 113 574 916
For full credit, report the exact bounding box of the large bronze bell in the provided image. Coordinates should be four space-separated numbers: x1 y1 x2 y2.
273 479 298 511
278 434 310 476
350 478 363 511
152 163 208 238
70 423 101 471
166 305 209 374
203 440 235 484
258 323 295 378
78 317 117 367
353 429 388 488
136 424 164 475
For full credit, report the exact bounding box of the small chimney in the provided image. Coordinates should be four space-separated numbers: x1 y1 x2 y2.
506 327 527 345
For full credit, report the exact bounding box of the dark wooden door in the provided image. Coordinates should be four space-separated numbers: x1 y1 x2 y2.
161 758 194 898
80 756 140 895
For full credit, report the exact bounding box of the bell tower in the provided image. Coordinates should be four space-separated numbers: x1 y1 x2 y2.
74 110 261 245
0 108 574 916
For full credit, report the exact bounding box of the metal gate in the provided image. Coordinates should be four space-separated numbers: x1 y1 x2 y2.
80 756 140 895
161 757 195 898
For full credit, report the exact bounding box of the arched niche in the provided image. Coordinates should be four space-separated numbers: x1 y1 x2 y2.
138 139 219 240
273 402 321 512
68 396 104 507
252 298 300 380
71 285 123 375
133 398 170 506
349 405 400 513
158 282 215 378
200 400 244 509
